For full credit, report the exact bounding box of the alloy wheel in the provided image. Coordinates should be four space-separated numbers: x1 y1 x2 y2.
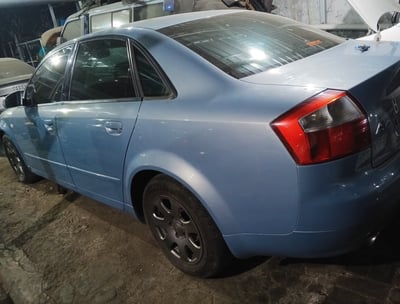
150 194 203 264
4 140 25 180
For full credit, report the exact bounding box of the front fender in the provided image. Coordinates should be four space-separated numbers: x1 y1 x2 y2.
0 116 21 155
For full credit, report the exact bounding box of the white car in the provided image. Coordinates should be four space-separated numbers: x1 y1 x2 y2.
0 58 34 112
348 0 400 41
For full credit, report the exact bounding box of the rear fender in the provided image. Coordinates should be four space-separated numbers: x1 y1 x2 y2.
123 150 236 234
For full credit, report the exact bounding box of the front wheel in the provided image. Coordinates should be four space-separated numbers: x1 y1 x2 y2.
3 135 40 183
143 174 232 278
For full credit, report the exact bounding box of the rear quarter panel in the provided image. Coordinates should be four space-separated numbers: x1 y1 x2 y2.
122 29 326 236
122 44 324 235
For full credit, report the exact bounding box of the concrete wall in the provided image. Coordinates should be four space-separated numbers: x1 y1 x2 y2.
273 0 364 25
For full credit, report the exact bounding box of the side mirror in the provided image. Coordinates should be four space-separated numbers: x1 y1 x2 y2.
23 84 36 107
3 91 22 109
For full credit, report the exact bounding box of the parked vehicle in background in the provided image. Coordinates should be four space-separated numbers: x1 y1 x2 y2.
59 0 169 43
58 0 277 43
38 26 63 61
2 10 400 278
0 58 34 112
348 0 400 41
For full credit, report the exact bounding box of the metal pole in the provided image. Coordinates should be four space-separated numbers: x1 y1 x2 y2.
320 0 327 24
48 3 58 26
8 42 15 57
14 35 24 61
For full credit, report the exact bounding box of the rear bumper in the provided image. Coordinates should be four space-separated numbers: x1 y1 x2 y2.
224 150 400 258
224 220 387 259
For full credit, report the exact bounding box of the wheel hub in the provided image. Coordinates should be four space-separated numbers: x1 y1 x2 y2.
172 219 185 237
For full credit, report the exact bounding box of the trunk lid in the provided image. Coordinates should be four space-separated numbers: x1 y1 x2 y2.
243 39 400 167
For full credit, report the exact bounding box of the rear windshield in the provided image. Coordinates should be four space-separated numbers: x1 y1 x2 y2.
159 12 344 79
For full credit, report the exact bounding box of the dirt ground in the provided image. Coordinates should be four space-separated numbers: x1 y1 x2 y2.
1 154 400 304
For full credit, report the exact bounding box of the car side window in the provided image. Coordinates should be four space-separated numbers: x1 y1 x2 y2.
132 44 170 98
62 19 81 41
90 13 112 33
90 10 130 33
70 38 136 100
134 3 165 21
28 45 73 104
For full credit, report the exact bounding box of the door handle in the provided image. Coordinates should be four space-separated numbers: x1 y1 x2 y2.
105 121 123 135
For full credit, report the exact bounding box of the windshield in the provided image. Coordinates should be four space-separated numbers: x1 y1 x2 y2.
159 11 344 79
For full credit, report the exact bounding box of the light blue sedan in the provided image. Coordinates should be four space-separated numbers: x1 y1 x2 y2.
2 10 400 277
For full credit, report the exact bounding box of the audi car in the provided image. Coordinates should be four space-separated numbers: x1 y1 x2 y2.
1 10 400 277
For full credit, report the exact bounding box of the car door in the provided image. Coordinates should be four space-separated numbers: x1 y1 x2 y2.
56 37 141 209
13 45 74 186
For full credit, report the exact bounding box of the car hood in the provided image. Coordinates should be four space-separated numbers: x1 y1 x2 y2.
359 23 400 41
347 0 400 32
0 74 31 88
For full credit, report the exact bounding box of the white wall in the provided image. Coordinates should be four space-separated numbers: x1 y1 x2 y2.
273 0 364 25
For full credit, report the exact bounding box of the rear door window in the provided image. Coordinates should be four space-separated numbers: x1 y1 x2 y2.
132 43 171 98
70 38 136 100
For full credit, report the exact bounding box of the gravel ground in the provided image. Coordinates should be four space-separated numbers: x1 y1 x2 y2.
1 155 400 303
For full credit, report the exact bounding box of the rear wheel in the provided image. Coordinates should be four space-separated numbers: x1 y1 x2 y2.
3 135 40 183
143 174 232 278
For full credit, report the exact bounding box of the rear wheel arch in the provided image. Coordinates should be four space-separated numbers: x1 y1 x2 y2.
130 170 161 222
130 170 217 223
128 159 234 234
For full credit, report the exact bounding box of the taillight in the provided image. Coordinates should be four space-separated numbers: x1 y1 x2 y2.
270 90 371 165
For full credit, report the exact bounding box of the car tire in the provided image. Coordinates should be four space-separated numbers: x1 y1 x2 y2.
143 174 232 278
2 135 40 183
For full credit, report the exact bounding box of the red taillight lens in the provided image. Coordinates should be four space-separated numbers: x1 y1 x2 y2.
271 90 371 165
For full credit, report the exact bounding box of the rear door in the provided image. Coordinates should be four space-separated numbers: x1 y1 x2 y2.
56 37 141 209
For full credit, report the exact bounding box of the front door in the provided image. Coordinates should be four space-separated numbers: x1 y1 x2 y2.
14 45 74 186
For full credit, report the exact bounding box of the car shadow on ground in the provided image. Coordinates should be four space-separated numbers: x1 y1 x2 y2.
15 177 400 279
